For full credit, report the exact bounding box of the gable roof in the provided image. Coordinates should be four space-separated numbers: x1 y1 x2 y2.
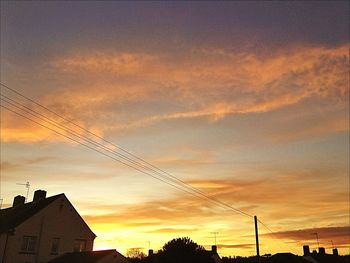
0 193 63 233
47 250 130 263
0 193 96 238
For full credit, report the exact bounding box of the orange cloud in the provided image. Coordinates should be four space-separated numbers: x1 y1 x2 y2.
55 52 157 76
79 173 348 255
262 226 350 248
217 244 255 250
0 157 54 171
1 44 348 143
81 171 348 230
52 44 348 121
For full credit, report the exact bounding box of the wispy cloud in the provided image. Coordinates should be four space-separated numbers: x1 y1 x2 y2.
0 156 55 171
2 44 347 143
82 173 348 231
262 226 350 248
217 244 255 250
146 228 199 234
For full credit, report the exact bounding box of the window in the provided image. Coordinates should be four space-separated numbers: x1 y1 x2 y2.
21 236 37 253
51 238 60 254
73 239 86 252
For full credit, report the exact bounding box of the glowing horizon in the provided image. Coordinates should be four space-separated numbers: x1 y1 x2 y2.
0 1 349 257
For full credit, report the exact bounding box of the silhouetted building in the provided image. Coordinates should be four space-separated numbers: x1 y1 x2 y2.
301 244 346 263
205 245 221 263
0 190 96 263
303 245 310 256
47 249 129 263
318 247 325 255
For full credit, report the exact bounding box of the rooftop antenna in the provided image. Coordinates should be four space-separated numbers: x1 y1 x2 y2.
147 241 151 250
331 240 334 249
211 232 219 246
0 198 3 209
311 232 320 250
16 181 30 202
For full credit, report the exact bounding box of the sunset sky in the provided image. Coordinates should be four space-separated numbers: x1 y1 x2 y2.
0 1 349 257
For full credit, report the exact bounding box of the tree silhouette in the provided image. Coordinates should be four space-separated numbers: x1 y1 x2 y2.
126 248 146 259
158 237 215 263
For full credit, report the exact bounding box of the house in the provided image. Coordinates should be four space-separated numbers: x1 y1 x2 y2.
47 249 130 263
0 190 96 263
207 245 222 263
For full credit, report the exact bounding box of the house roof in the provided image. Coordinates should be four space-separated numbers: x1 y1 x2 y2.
0 193 63 234
0 193 96 238
47 250 130 263
270 253 309 263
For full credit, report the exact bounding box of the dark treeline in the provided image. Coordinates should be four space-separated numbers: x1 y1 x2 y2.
128 237 216 263
127 237 349 263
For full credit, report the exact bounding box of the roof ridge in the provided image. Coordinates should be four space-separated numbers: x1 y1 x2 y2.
0 193 65 233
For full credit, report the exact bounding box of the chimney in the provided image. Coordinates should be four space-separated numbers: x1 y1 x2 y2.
13 195 25 207
303 245 310 256
33 190 47 202
318 247 325 255
332 248 338 256
212 245 217 253
148 249 154 257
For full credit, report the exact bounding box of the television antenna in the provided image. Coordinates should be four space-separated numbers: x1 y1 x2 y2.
311 232 320 249
211 232 219 245
16 181 30 202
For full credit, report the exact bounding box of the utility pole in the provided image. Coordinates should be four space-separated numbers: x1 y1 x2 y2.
254 216 260 263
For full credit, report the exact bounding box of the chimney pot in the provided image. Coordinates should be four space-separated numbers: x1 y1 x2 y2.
148 249 153 257
13 195 25 207
318 247 325 255
212 245 217 253
333 248 338 256
303 245 310 256
33 190 47 202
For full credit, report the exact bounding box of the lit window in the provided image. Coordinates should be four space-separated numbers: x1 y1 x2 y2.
21 236 37 253
73 239 86 252
51 238 60 254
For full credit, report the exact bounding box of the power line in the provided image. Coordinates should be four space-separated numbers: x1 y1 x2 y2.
1 83 243 214
0 96 251 217
0 84 294 252
257 219 286 251
0 104 210 200
0 84 229 200
0 95 193 186
0 83 253 218
1 83 291 249
0 102 251 217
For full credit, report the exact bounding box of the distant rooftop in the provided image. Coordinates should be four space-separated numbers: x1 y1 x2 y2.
47 249 130 263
